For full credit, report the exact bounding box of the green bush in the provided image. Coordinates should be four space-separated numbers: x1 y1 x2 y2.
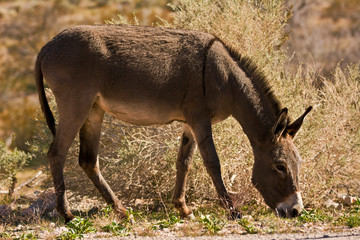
0 140 32 197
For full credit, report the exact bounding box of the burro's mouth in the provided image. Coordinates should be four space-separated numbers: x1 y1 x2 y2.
275 192 303 218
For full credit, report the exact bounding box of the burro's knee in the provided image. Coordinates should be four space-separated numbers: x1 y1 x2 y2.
78 154 99 176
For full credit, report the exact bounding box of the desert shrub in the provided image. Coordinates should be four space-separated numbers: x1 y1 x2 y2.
166 0 292 205
169 0 291 81
29 0 292 207
30 0 360 213
292 64 360 206
0 140 32 197
81 0 291 207
0 0 173 149
169 0 360 208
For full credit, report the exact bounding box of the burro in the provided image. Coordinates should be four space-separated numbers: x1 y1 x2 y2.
35 25 312 222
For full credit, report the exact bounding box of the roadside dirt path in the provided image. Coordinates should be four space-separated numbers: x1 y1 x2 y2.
87 229 360 240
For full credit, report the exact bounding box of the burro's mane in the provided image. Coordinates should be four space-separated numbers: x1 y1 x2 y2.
223 42 283 117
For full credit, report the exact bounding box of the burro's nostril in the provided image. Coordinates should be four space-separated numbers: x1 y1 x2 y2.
292 208 299 217
275 208 287 218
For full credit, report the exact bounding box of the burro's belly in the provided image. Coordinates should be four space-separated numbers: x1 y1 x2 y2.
97 95 185 126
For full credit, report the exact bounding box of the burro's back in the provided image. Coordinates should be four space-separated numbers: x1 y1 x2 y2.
35 25 311 223
38 25 217 125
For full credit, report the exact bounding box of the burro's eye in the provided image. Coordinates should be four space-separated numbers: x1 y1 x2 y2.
274 164 287 174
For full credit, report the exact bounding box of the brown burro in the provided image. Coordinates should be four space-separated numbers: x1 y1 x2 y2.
35 25 312 223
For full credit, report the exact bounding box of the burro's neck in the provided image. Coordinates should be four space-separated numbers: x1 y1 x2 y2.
230 68 281 146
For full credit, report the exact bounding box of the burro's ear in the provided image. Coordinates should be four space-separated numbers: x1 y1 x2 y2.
272 108 289 142
286 106 312 138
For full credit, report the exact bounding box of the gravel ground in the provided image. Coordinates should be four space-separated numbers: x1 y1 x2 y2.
82 228 360 240
90 231 360 240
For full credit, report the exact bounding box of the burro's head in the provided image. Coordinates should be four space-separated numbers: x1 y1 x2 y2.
252 107 312 218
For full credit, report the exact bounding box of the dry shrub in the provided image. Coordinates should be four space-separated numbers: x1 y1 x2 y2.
0 0 173 149
59 0 291 207
31 0 360 212
167 0 290 205
67 118 183 204
294 64 360 207
169 0 360 208
170 0 290 80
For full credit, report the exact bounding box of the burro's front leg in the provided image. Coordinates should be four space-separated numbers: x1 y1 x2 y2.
188 118 240 219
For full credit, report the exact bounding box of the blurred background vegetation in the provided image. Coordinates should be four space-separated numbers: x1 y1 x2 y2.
0 0 359 211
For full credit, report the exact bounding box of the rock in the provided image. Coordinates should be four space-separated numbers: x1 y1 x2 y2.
325 199 339 209
336 203 343 210
0 205 12 223
0 205 11 215
341 196 357 206
134 198 153 207
21 189 56 221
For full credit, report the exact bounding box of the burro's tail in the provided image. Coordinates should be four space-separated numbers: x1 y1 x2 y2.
35 53 56 136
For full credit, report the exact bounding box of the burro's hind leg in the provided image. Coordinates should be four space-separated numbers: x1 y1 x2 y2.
187 116 240 219
172 124 195 218
48 97 94 223
79 103 127 217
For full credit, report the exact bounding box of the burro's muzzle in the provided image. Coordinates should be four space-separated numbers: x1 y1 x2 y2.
275 192 303 218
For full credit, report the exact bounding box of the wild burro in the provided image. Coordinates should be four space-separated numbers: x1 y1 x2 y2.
35 25 311 222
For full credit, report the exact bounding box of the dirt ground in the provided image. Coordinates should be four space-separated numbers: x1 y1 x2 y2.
87 229 360 240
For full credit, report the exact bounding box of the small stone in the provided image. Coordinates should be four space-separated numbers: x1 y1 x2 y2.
336 203 343 210
49 222 56 228
134 198 145 206
342 196 357 206
187 213 196 221
16 224 23 230
242 215 252 220
325 199 339 209
0 205 12 221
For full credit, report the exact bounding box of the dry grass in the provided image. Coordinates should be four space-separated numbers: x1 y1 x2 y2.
1 1 360 238
26 0 360 212
0 0 173 149
168 0 360 209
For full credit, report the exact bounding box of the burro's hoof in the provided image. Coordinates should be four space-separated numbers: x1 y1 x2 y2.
228 208 242 220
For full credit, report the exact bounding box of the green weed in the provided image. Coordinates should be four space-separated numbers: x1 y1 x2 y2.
345 215 360 228
198 213 226 235
100 205 114 218
344 198 360 228
238 218 259 234
100 205 134 236
0 232 11 239
297 209 327 223
13 232 36 240
350 198 360 214
102 221 131 236
57 217 97 240
152 212 184 230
